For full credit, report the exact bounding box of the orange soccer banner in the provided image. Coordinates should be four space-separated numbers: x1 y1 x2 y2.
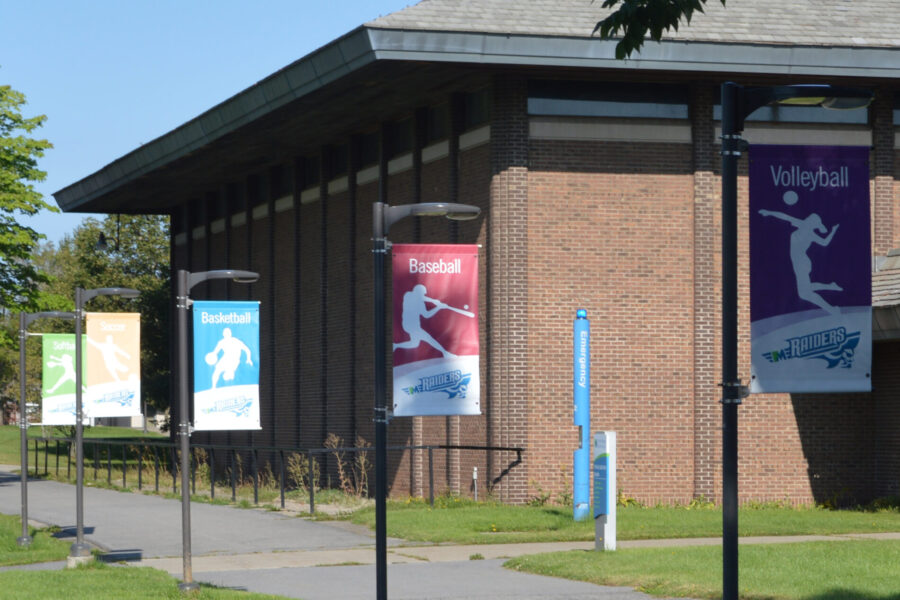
85 312 141 418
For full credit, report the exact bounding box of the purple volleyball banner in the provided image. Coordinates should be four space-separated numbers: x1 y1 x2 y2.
749 145 871 394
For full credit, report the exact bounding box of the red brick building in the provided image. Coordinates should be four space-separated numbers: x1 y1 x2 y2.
54 0 900 506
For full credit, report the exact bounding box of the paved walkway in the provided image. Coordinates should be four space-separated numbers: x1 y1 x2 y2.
3 466 897 599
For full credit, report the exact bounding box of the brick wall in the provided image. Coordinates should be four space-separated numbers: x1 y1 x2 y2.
514 79 899 506
872 88 894 255
527 139 696 503
458 142 492 500
691 84 721 501
167 73 898 508
895 135 900 249
489 74 531 503
873 341 900 499
298 187 324 454
273 198 298 451
354 180 377 465
251 181 274 452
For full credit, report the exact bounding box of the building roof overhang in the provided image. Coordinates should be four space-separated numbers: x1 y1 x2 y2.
53 26 900 215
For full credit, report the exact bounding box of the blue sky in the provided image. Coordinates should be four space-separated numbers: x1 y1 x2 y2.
1 0 413 245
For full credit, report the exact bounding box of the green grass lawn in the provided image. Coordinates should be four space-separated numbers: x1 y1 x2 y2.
350 498 900 544
0 514 291 599
1 426 319 511
505 540 900 599
0 425 163 466
0 514 71 566
0 562 291 600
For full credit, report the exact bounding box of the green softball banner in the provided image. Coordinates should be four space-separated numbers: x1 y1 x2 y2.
41 334 86 425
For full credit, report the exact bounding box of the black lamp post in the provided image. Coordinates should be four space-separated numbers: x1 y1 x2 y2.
175 269 258 593
69 287 140 563
17 310 75 547
372 202 480 600
719 82 872 600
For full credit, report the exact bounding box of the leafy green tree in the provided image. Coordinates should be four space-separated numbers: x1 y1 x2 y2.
0 85 54 310
0 311 48 423
594 0 726 59
40 215 171 414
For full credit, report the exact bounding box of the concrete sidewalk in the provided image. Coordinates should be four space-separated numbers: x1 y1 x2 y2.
0 469 373 559
0 467 685 599
5 466 897 599
136 530 900 576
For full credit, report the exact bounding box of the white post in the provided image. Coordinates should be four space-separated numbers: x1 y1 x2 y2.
593 431 616 551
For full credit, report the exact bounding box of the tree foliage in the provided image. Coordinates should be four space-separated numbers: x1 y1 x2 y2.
593 0 726 59
0 215 172 419
41 215 172 413
0 85 54 310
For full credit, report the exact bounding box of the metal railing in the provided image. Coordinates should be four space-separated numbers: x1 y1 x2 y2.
28 437 523 514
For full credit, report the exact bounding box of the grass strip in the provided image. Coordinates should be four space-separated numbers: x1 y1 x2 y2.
0 514 70 566
505 539 900 599
0 562 289 599
0 424 163 466
350 499 900 544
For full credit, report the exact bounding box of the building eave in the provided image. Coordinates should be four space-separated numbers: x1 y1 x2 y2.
368 28 900 78
54 26 378 213
54 27 900 214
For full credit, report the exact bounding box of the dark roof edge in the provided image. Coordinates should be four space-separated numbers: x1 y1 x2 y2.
368 28 900 79
54 26 378 212
54 27 900 213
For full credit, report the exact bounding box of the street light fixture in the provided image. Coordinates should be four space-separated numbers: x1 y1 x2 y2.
17 311 75 547
372 201 480 600
719 82 872 600
69 287 140 564
176 269 259 593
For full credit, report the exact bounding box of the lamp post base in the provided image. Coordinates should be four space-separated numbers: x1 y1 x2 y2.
178 582 200 593
66 545 94 569
16 535 32 547
68 542 93 566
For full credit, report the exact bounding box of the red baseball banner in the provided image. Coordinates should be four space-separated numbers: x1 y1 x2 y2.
392 244 480 416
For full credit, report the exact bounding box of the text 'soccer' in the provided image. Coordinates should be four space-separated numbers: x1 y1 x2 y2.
749 145 871 393
85 312 141 418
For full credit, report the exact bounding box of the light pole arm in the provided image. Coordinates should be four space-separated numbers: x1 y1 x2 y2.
24 311 76 328
82 287 140 304
375 201 481 237
187 269 259 291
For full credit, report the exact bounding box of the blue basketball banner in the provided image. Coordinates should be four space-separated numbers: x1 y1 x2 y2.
192 300 261 430
749 145 871 393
